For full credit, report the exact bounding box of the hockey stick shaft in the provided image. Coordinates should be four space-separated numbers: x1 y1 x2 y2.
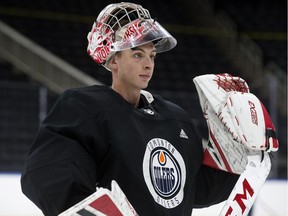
219 152 271 216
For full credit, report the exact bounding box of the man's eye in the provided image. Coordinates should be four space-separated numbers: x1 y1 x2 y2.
134 53 142 58
150 55 156 60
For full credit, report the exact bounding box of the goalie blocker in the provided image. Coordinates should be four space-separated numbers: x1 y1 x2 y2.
58 180 138 216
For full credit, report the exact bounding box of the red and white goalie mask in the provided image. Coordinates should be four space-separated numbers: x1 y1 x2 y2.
87 2 177 70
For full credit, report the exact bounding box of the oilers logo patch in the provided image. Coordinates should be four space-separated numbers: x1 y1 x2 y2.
143 138 186 209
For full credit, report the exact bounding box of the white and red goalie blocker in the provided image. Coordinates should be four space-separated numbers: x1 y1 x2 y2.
193 74 279 216
59 180 138 216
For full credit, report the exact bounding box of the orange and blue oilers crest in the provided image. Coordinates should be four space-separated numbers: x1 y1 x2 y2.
143 138 186 209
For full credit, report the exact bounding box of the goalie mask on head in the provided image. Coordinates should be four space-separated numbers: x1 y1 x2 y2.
87 2 177 70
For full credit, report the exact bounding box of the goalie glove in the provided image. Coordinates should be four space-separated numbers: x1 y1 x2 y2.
58 180 138 216
193 73 279 174
193 73 279 216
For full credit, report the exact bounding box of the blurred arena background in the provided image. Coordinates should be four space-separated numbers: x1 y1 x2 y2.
0 0 286 215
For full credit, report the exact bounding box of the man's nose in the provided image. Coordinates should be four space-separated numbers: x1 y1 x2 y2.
144 56 154 69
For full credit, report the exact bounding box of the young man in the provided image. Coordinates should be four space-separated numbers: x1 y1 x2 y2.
21 2 239 215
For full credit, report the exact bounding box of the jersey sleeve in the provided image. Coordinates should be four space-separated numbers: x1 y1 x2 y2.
21 89 108 216
193 164 240 208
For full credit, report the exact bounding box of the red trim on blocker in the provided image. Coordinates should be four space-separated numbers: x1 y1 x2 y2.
89 194 123 216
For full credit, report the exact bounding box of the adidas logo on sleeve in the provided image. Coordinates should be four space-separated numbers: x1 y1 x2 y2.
180 129 188 139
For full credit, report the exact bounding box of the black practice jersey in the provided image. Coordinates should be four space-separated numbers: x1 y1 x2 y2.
21 85 238 216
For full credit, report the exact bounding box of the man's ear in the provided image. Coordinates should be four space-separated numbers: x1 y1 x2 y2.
109 55 118 71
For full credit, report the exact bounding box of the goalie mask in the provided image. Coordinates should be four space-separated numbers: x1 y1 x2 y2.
87 2 177 70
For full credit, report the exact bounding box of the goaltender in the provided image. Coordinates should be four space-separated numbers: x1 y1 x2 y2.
21 2 278 216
